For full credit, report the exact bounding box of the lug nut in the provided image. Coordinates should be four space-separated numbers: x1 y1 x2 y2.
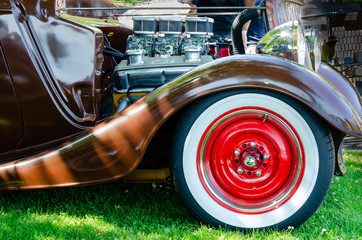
260 146 264 151
237 167 243 174
250 142 256 147
256 170 262 176
235 160 239 164
263 163 267 167
234 149 241 156
247 171 252 176
242 144 247 148
264 154 270 160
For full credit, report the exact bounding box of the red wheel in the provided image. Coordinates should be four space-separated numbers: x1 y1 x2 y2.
172 91 334 230
198 107 304 213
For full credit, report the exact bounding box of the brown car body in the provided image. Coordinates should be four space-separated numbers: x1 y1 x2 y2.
0 0 361 192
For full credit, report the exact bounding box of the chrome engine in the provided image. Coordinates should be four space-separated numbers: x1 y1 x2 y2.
126 16 214 58
113 16 220 113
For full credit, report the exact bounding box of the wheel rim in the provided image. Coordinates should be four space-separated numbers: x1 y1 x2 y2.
197 107 305 214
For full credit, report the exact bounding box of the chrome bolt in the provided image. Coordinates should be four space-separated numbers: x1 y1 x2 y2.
245 156 256 166
237 167 243 174
234 149 241 156
264 154 270 160
256 170 262 176
250 142 256 147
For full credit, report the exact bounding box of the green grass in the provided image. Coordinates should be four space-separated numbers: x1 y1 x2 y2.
0 150 361 240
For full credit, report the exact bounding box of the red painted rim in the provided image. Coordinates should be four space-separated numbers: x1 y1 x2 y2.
197 107 305 214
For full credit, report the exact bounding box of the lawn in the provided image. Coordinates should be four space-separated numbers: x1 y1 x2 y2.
0 150 361 240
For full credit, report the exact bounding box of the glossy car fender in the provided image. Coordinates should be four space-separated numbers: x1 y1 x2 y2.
317 62 362 114
317 62 362 174
0 54 361 190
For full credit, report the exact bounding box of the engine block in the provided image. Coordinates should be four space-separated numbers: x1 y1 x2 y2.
126 16 214 59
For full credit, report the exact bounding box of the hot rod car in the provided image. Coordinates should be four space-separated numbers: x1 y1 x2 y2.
0 0 361 231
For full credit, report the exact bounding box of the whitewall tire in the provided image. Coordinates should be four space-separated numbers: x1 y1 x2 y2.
172 90 334 230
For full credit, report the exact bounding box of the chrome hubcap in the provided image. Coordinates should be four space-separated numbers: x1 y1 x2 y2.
245 156 256 167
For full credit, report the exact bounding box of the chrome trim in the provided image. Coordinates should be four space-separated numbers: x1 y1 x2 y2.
279 0 304 6
62 6 266 17
62 6 265 11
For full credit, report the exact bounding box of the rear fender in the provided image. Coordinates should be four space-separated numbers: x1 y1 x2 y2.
317 62 362 175
317 62 362 119
0 55 360 190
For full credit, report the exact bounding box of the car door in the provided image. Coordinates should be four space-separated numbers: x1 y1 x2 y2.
0 45 23 153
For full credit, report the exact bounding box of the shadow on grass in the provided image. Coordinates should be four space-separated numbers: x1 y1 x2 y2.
0 181 198 239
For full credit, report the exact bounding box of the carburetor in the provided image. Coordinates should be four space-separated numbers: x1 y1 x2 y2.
126 16 214 60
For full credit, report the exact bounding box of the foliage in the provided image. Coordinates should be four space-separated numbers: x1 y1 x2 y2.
343 0 362 3
345 0 362 4
111 0 119 7
0 150 361 239
111 0 138 7
120 0 140 6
